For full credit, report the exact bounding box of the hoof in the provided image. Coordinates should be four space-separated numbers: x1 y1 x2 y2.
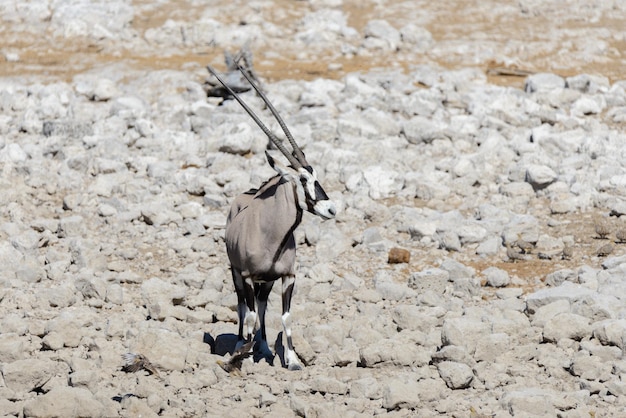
287 363 302 371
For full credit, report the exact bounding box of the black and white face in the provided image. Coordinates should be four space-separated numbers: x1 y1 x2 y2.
266 151 336 220
299 166 336 220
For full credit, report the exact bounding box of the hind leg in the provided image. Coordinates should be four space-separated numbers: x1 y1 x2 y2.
232 268 256 347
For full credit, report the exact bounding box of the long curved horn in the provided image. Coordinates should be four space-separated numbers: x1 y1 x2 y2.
235 64 308 166
207 66 302 169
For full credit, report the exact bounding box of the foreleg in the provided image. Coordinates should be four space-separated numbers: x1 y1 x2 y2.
255 281 275 364
281 274 301 370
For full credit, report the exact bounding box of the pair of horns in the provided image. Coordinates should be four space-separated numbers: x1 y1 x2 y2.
206 64 307 170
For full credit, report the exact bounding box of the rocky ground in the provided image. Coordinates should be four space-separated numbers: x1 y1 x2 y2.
1 0 626 417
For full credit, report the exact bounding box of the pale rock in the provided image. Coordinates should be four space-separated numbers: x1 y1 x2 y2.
408 220 438 240
0 334 26 363
359 339 429 368
526 282 596 314
545 269 577 287
350 377 381 399
431 345 475 368
91 78 120 102
399 24 434 50
438 230 461 251
131 328 188 371
569 351 612 381
525 164 557 190
439 258 475 280
309 376 348 395
414 378 448 402
592 319 626 349
409 268 449 296
0 143 28 162
45 308 96 348
374 280 416 301
402 115 445 144
475 236 502 256
566 74 610 93
542 312 591 342
392 305 444 333
140 277 187 305
525 73 565 93
44 284 77 308
606 380 626 397
141 204 183 226
315 222 352 261
2 359 68 393
571 293 617 322
120 396 159 418
57 215 85 237
530 299 571 327
363 19 401 51
177 201 203 219
105 283 125 305
362 166 403 199
23 386 105 418
474 333 510 362
42 331 65 350
571 95 605 116
501 388 555 417
382 377 420 410
110 96 147 119
437 361 474 389
482 266 510 287
218 122 265 155
441 317 491 354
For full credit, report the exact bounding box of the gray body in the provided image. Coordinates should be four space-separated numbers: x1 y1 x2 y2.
226 175 299 280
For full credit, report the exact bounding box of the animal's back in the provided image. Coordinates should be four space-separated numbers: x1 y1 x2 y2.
226 188 256 223
225 189 256 269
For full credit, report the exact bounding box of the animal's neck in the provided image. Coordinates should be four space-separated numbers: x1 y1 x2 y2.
257 175 302 239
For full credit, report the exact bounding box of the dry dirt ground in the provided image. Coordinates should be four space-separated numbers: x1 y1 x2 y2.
3 0 626 85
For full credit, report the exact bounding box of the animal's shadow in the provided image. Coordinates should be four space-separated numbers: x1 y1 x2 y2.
204 331 289 368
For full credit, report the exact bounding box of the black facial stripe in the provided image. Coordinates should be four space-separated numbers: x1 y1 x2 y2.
299 177 308 194
314 181 329 201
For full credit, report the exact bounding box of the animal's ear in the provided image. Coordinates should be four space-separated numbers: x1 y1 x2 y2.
265 150 294 177
265 150 277 169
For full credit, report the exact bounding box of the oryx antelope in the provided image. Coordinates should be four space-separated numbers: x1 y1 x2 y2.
207 64 337 370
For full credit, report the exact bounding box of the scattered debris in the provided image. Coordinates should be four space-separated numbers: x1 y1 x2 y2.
596 243 614 257
506 242 527 262
515 238 534 254
216 340 255 376
594 219 611 240
388 247 410 264
469 405 496 418
486 66 535 78
206 46 261 99
121 353 160 377
562 244 574 260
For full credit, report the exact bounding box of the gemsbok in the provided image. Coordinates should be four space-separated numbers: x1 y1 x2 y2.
207 64 337 370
